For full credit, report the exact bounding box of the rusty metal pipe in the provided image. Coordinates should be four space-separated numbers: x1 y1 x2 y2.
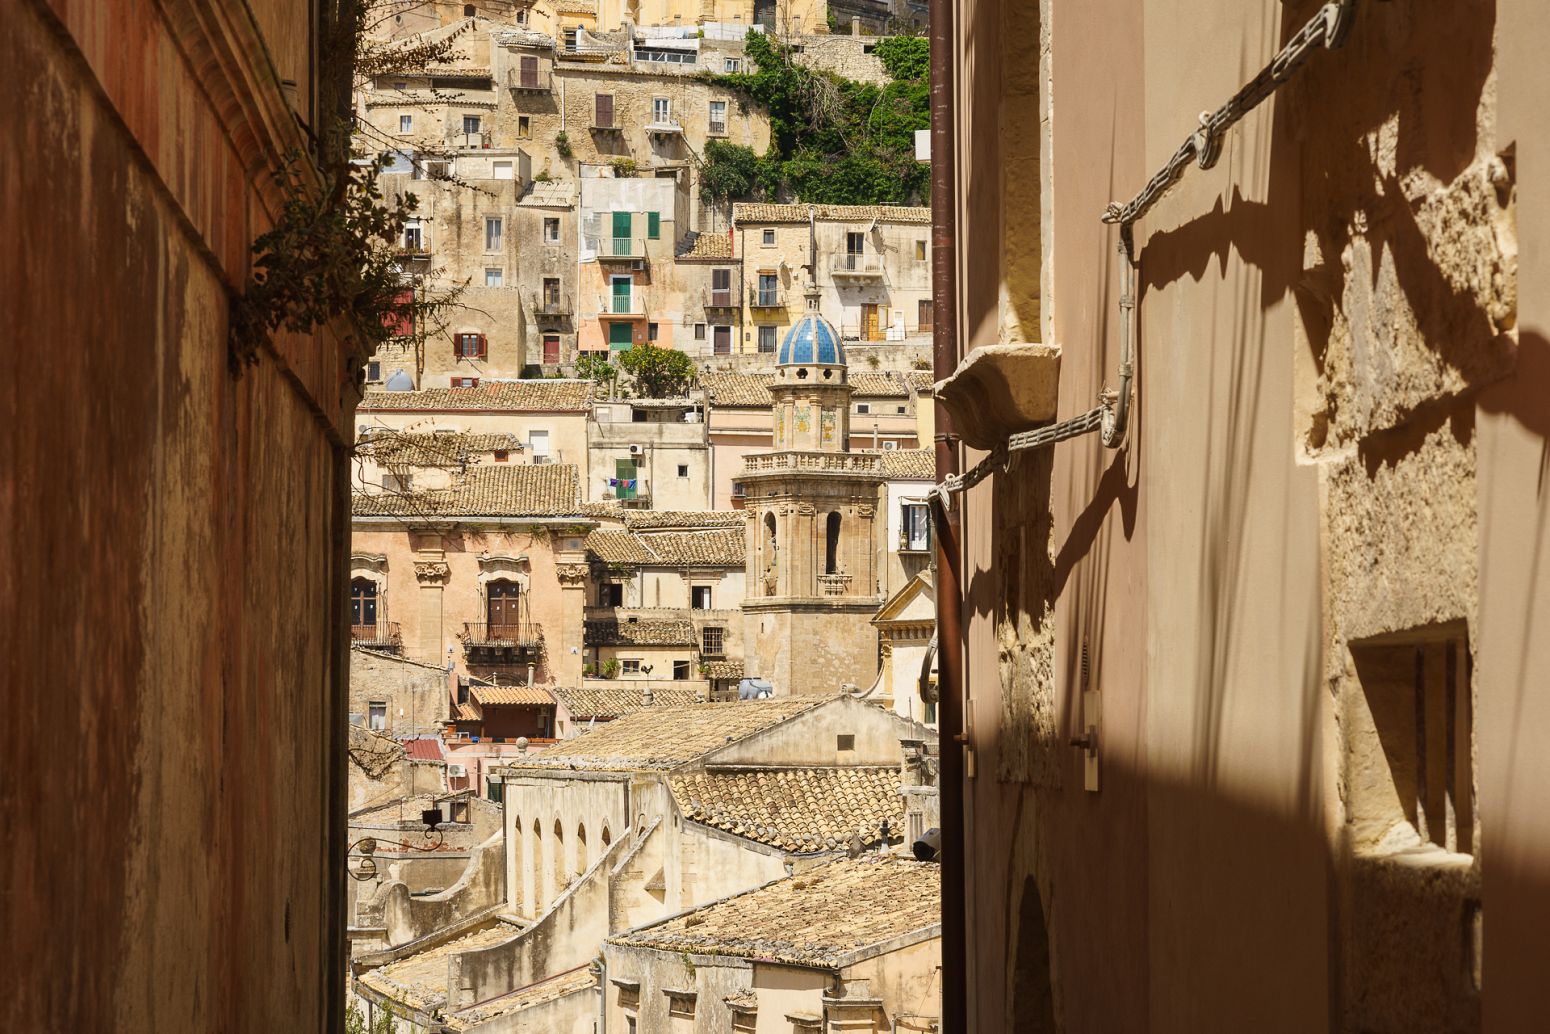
928 0 967 1028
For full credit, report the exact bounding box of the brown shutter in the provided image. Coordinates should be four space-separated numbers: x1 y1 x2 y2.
478 333 488 358
596 93 613 128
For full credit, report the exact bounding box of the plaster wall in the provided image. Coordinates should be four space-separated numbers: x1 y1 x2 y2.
355 409 590 467
349 648 453 738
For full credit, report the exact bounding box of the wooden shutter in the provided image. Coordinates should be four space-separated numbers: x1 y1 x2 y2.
647 211 661 240
595 93 613 128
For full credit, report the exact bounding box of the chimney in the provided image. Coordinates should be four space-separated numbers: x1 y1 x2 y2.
851 15 861 35
642 686 655 706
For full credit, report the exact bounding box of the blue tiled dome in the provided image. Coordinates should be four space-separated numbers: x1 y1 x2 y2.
778 312 845 367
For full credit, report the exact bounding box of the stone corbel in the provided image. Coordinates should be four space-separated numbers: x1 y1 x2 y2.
556 562 590 586
934 343 1063 450
414 562 451 585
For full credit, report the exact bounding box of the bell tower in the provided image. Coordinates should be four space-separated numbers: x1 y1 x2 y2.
741 287 883 695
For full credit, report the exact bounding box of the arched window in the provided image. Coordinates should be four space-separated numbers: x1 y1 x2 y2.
487 578 522 638
350 577 378 636
601 825 612 849
825 511 842 574
576 823 588 875
763 512 779 597
463 3 476 15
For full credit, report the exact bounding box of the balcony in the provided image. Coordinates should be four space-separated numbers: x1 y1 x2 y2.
829 254 884 281
748 285 786 311
597 237 648 263
741 450 884 476
448 130 492 150
645 119 683 137
597 293 645 318
532 292 573 321
505 66 550 92
818 573 852 596
350 620 402 652
702 288 736 312
461 622 543 652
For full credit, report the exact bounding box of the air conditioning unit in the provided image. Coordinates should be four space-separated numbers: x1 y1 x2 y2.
882 441 900 451
447 763 467 777
628 444 645 456
629 260 646 272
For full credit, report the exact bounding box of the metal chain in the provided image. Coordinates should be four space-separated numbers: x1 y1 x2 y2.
928 405 1106 505
1102 0 1356 227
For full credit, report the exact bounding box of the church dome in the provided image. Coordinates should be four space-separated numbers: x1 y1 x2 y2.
778 311 845 367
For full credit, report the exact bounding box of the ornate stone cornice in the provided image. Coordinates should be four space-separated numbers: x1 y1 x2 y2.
556 562 590 586
414 562 450 585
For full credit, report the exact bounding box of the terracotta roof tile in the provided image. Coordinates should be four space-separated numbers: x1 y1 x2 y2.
360 381 593 412
584 618 697 646
471 683 556 706
360 430 527 466
904 370 934 395
701 372 774 408
676 230 735 259
506 698 825 771
401 737 446 762
848 372 909 398
552 685 706 720
671 768 904 852
455 702 480 721
586 528 656 565
733 203 932 225
621 510 746 530
353 464 586 518
701 660 745 681
445 967 597 1032
608 856 940 966
879 448 935 481
553 0 596 13
360 923 521 1012
637 529 745 566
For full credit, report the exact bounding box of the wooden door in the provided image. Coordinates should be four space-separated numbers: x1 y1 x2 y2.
713 326 731 355
542 335 560 364
862 304 879 341
918 298 933 332
487 580 522 641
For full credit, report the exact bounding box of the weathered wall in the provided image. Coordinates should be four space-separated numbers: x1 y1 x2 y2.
350 647 453 737
2 0 353 1031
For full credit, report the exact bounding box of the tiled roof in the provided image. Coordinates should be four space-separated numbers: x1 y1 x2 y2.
360 431 525 466
676 230 734 259
701 372 774 408
608 856 940 966
352 464 585 518
585 618 697 646
445 967 597 1032
904 370 934 395
671 767 904 852
701 660 745 681
552 685 706 720
401 737 446 762
733 203 932 225
471 683 555 706
359 923 521 1012
505 698 825 771
493 27 556 48
879 448 935 481
553 0 596 13
586 528 656 565
621 510 746 530
849 372 909 398
455 702 480 721
639 529 745 566
518 180 577 207
360 381 593 412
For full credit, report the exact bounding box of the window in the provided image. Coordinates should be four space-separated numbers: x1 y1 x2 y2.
455 333 487 359
382 472 411 492
756 272 779 306
757 326 776 353
463 114 481 135
711 267 732 305
601 582 624 606
901 502 930 552
845 231 865 267
517 115 531 138
621 658 642 676
708 100 727 134
594 93 614 128
837 734 855 751
492 160 513 179
392 80 407 90
366 361 381 382
652 97 671 124
724 57 741 72
825 511 841 574
516 7 527 23
677 464 690 478
857 402 871 414
702 626 725 657
486 777 504 803
487 578 522 636
485 216 503 251
368 701 387 731
402 225 423 250
399 114 413 133
673 659 691 680
463 3 476 14
691 585 712 609
484 267 503 288
761 228 775 246
666 993 696 1019
915 239 927 261
350 578 378 632
918 298 933 332
694 323 706 340
713 326 732 355
529 429 550 458
647 211 661 240
451 376 480 388
542 335 561 365
544 217 560 243
543 277 561 307
493 449 509 462
519 53 538 86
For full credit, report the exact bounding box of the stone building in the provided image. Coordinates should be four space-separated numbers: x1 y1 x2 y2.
866 571 938 728
930 0 1550 1030
355 380 594 469
513 180 582 370
604 855 941 1034
5 0 360 1029
673 229 745 360
588 396 712 509
349 646 453 739
732 203 934 352
741 305 885 695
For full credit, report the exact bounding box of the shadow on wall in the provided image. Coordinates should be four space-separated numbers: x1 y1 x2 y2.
377 831 507 947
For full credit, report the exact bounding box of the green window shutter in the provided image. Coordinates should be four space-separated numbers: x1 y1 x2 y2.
612 211 632 242
647 211 660 240
615 458 638 500
609 322 634 350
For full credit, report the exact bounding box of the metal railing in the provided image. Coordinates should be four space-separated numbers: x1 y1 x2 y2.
505 66 550 91
532 291 573 317
350 620 402 649
597 292 645 317
748 285 785 308
703 288 736 309
599 236 648 260
462 622 543 649
830 254 883 277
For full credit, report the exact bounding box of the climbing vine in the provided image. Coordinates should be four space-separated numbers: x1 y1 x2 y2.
698 31 930 205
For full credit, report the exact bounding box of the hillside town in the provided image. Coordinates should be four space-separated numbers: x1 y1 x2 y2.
17 0 1550 1033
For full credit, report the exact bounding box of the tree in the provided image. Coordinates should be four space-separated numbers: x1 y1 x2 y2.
616 344 696 399
574 352 617 388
